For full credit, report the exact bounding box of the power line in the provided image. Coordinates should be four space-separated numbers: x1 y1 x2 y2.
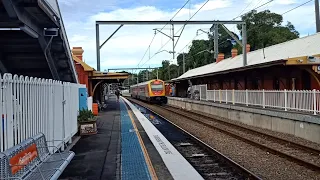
177 32 206 54
162 0 310 77
137 33 156 67
216 0 276 51
233 0 274 20
233 0 256 20
160 0 191 31
140 0 211 67
282 0 312 15
253 0 274 11
136 0 191 70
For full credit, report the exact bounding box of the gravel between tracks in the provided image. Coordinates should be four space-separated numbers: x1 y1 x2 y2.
131 100 320 180
183 107 320 152
165 106 320 166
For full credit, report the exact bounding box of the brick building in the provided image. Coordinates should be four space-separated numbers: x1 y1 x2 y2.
171 33 320 97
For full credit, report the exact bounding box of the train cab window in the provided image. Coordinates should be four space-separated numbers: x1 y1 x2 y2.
151 84 163 91
151 81 163 91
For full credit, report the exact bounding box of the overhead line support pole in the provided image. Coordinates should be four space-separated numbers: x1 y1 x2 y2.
100 24 123 49
183 52 185 74
316 0 320 32
96 24 100 71
242 24 247 66
154 29 172 39
96 20 245 71
221 24 242 46
214 24 219 60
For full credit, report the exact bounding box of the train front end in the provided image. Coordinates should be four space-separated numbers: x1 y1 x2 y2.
148 80 167 104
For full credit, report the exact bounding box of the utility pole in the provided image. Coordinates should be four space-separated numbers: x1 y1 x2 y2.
316 0 320 32
214 24 219 60
146 68 148 80
128 75 130 87
168 64 171 80
156 69 159 79
131 70 133 82
183 52 185 74
172 24 175 60
96 24 100 71
242 24 247 66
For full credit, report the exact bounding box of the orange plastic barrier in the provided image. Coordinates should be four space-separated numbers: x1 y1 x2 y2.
92 103 99 116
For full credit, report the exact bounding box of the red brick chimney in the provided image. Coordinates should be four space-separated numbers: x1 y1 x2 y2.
216 53 225 63
231 49 238 58
72 47 84 61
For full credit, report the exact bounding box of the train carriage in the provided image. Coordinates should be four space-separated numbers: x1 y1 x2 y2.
130 79 167 104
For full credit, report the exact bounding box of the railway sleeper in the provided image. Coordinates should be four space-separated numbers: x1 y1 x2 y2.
193 163 220 168
204 172 234 177
177 142 193 146
190 153 209 158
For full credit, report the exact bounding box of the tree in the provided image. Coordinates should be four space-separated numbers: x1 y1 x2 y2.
208 26 240 59
237 10 299 50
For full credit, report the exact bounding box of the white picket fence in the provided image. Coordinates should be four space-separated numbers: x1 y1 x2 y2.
0 73 83 152
192 85 320 115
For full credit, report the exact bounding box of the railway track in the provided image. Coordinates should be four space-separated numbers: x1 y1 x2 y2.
157 105 320 172
129 98 261 180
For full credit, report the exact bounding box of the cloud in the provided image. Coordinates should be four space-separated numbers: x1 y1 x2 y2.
58 0 317 71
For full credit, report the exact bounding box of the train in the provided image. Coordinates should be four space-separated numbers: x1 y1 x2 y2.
130 79 167 104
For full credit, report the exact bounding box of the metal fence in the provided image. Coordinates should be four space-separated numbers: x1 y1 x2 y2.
192 85 320 115
0 73 82 152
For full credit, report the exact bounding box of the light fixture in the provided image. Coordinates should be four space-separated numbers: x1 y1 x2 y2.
44 28 59 37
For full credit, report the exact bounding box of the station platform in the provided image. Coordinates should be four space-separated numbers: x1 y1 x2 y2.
60 96 202 180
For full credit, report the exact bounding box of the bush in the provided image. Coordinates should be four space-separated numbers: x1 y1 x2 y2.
78 109 96 122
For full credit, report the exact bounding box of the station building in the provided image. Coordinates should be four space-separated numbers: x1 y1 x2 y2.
71 47 129 102
171 33 320 97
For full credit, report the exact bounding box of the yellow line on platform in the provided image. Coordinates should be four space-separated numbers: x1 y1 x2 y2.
124 101 158 180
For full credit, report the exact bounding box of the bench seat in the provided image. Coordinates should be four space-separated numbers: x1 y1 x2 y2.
0 133 74 180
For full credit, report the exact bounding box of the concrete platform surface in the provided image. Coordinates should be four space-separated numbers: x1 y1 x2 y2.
59 96 172 180
59 96 121 180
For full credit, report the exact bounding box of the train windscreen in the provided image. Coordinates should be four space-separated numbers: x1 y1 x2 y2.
151 83 163 91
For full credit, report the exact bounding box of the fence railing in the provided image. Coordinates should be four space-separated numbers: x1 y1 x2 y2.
0 73 83 152
191 85 320 115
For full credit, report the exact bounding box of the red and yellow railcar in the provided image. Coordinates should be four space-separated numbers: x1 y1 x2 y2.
130 79 167 104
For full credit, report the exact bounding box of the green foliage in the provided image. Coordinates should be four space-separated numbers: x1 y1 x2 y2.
208 26 240 58
237 10 299 50
78 109 95 122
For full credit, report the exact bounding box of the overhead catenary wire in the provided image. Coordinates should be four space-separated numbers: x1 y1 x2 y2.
140 0 211 67
136 0 191 70
233 0 256 20
179 0 274 58
140 0 285 75
162 0 311 77
136 33 157 67
281 0 312 15
161 0 276 74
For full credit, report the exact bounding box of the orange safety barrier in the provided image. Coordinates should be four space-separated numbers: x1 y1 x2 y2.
92 103 99 116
